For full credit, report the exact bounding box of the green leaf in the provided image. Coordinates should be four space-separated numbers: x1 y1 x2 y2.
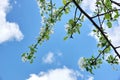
104 46 111 53
114 10 119 19
107 21 112 28
105 14 110 20
62 0 67 5
80 15 84 22
64 7 70 14
93 29 96 32
64 36 68 40
40 0 45 2
28 55 32 59
96 1 101 5
21 53 26 57
69 19 74 25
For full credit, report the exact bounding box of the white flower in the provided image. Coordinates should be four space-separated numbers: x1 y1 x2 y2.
22 54 28 62
78 57 86 71
41 16 46 25
64 24 70 32
40 27 45 32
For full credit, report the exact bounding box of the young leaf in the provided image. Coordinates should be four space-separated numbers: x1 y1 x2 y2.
105 14 110 20
62 0 67 5
64 36 68 40
107 21 112 28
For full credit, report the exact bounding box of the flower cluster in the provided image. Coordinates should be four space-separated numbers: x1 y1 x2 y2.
78 57 86 71
21 53 28 62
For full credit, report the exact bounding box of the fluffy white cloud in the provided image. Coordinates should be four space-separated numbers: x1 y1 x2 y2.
81 0 96 12
106 18 120 63
106 19 120 47
87 76 94 80
42 52 55 64
81 0 120 17
0 0 23 44
27 66 83 80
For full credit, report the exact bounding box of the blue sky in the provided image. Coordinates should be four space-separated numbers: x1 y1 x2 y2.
0 0 120 80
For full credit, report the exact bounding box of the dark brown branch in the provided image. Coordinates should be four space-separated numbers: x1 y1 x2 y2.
56 1 71 18
74 7 78 20
92 9 120 18
93 45 110 65
115 46 120 49
111 0 120 6
50 0 53 21
70 12 82 38
72 0 120 59
96 3 102 27
34 1 72 49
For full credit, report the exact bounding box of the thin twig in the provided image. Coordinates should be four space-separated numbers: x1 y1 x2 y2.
72 0 120 59
92 9 120 18
111 0 120 6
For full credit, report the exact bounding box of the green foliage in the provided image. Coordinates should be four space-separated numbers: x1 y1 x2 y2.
62 0 67 5
114 10 120 19
107 20 112 28
105 13 111 20
106 55 119 64
22 45 36 63
22 0 120 74
83 56 102 74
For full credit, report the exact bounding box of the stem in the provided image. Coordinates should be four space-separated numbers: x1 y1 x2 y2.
92 9 120 18
111 0 120 6
72 0 120 59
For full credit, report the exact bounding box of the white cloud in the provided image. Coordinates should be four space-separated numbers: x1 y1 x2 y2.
106 25 120 63
87 76 94 80
112 0 120 8
42 52 55 64
106 19 120 47
27 66 83 80
0 0 23 44
81 0 96 12
81 0 120 17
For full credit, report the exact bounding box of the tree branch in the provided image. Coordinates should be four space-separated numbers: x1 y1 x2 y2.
92 45 110 65
56 1 71 18
111 0 120 6
115 46 120 49
91 9 120 18
72 0 120 59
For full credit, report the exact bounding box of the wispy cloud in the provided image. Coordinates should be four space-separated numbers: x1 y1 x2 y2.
0 0 23 44
81 0 96 12
106 18 120 47
87 76 94 80
42 52 55 64
42 51 63 64
26 66 83 80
